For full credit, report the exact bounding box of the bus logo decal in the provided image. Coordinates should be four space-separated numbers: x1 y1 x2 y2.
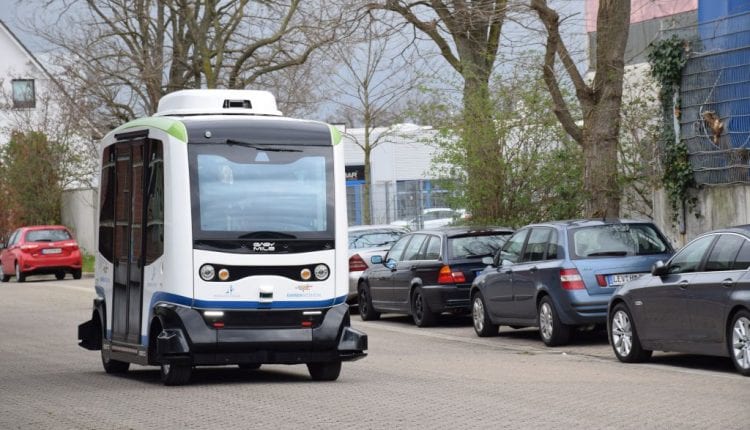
253 242 276 252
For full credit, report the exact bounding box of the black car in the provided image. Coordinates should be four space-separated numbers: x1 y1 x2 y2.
358 227 513 326
608 226 750 376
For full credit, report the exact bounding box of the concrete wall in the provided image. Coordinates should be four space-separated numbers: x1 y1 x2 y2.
653 185 750 248
61 188 97 255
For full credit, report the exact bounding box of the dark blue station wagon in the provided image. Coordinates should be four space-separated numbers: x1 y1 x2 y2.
471 219 673 346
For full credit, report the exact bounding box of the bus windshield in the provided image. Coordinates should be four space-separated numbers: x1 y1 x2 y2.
189 142 334 240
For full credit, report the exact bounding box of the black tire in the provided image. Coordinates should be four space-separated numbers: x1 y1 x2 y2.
161 362 192 386
238 363 262 370
728 309 750 376
55 272 65 280
538 296 571 346
358 282 380 321
472 291 498 337
15 262 25 283
307 361 341 381
101 350 130 374
1 273 10 282
609 303 652 363
411 286 437 327
73 269 82 280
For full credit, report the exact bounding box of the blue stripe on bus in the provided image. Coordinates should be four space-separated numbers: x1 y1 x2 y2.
148 291 347 310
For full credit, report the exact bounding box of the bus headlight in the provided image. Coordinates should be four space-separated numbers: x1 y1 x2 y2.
314 264 329 280
300 268 312 281
200 264 216 281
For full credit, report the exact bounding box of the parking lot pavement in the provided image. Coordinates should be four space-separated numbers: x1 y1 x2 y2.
1 279 747 429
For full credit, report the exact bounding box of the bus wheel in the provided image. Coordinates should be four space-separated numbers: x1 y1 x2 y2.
307 361 341 381
101 351 130 374
161 362 192 386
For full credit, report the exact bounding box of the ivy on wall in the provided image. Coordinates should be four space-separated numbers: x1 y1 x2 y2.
647 35 694 224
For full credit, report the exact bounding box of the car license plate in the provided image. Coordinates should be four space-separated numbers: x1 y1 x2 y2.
608 273 642 286
42 248 62 255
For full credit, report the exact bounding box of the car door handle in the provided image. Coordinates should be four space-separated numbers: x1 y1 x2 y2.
678 280 689 290
722 278 734 288
410 265 417 271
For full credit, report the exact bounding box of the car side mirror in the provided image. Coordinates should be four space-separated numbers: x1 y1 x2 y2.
385 258 397 270
482 256 494 266
370 255 383 265
651 260 668 276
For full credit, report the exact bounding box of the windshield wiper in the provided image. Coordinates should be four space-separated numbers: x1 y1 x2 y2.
586 251 628 257
226 139 301 152
238 231 297 239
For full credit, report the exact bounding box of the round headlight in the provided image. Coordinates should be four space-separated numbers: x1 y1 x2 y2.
300 268 312 281
314 264 329 280
218 268 230 281
200 264 215 281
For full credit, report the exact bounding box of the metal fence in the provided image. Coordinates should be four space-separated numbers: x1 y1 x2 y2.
675 11 750 185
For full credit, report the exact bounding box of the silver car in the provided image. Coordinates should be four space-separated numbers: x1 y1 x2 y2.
348 225 408 302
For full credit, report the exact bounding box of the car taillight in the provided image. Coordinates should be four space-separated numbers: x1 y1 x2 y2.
438 265 466 284
560 269 585 290
349 254 368 272
595 274 608 287
62 241 79 250
20 244 39 253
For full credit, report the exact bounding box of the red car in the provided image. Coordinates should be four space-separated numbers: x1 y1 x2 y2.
0 225 83 282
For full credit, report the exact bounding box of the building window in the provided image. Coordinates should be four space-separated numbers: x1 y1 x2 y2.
11 79 35 109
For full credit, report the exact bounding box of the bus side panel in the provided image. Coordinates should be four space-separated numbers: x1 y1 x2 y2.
332 140 349 302
95 254 114 339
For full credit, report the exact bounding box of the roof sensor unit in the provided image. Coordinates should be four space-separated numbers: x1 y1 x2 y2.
155 89 282 116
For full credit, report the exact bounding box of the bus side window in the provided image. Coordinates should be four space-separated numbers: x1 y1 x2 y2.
99 146 115 262
145 140 164 264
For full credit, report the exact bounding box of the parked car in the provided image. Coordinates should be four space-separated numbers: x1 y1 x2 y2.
390 208 468 231
0 225 83 282
608 226 750 376
359 226 513 326
348 225 408 302
470 219 673 346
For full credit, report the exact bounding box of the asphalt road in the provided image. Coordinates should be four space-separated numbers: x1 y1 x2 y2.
1 277 747 429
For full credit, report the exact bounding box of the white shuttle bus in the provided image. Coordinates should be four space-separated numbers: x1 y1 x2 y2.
78 89 367 385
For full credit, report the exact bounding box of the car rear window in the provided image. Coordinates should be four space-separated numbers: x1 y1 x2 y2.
449 233 511 259
25 229 71 242
570 224 670 259
348 229 405 249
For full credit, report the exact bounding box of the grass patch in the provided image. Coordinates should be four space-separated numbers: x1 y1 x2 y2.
82 254 95 273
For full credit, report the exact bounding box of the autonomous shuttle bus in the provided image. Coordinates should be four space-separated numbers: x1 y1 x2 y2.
78 89 367 385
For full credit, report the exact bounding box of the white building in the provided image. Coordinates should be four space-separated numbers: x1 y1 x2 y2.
339 123 451 225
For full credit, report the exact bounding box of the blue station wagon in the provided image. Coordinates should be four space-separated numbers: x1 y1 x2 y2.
470 219 674 346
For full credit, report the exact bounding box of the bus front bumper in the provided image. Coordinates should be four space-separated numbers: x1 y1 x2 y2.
154 303 367 366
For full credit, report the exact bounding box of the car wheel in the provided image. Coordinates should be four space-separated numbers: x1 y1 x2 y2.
55 272 65 280
472 291 498 337
15 262 25 283
729 309 750 376
238 363 261 370
538 296 571 346
160 362 192 386
73 269 82 280
610 303 652 363
1 273 9 282
411 286 437 327
357 283 380 321
307 361 341 381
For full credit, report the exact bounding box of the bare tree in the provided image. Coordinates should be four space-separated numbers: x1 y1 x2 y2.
33 0 351 127
366 0 508 222
330 23 420 224
530 0 631 217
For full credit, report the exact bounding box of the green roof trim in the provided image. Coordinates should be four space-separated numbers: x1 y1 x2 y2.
113 117 188 142
329 124 342 146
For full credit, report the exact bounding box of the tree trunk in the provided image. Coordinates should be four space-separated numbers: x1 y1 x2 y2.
363 145 372 225
463 74 499 222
